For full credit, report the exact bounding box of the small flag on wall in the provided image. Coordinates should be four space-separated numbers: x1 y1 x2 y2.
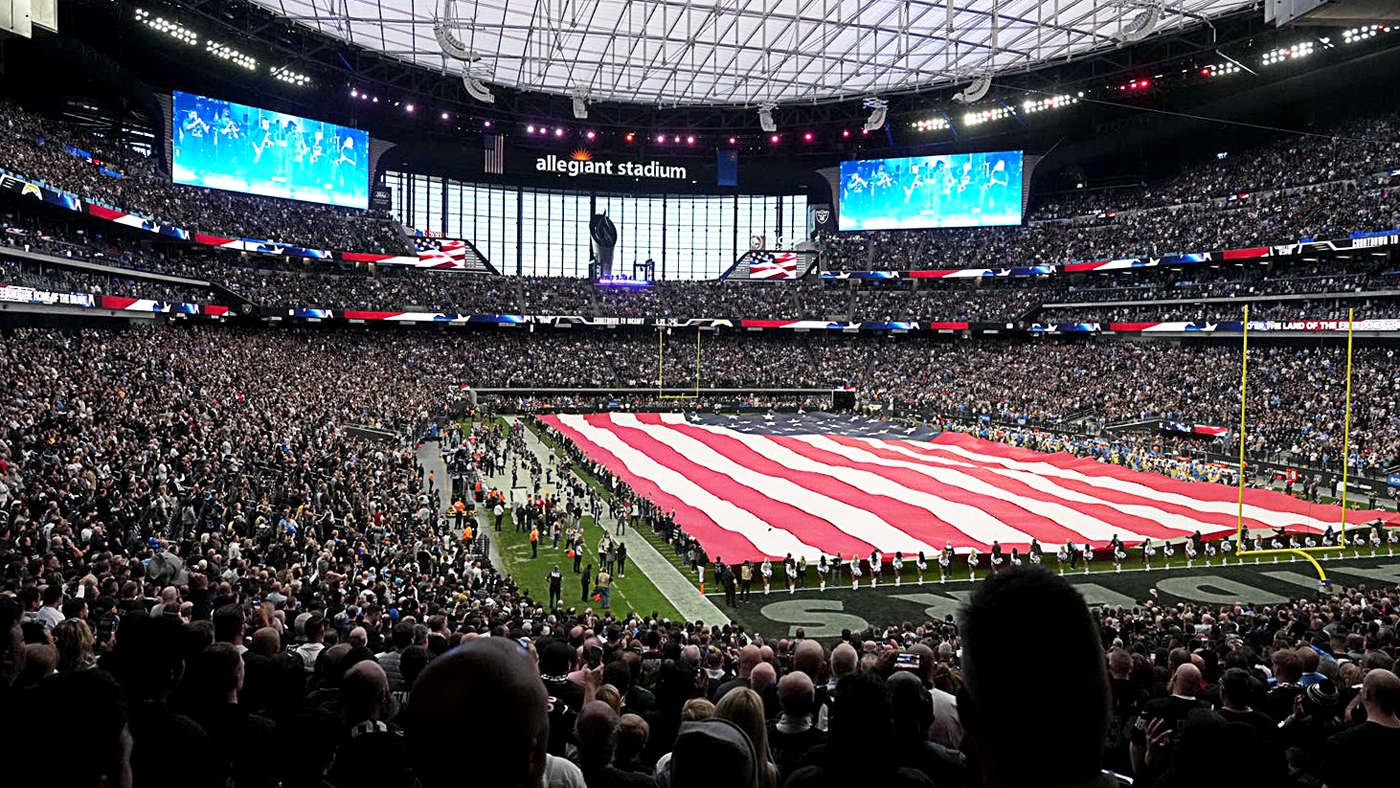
484 133 505 175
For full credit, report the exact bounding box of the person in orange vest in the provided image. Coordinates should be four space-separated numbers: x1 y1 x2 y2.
461 522 474 552
428 470 435 492
529 525 539 558
453 499 466 530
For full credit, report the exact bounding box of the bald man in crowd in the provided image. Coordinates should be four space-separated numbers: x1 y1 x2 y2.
712 645 761 701
401 638 550 788
1324 668 1400 788
1131 662 1208 775
768 670 827 781
328 660 414 788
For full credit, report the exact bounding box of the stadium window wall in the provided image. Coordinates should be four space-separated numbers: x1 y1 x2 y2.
384 171 803 279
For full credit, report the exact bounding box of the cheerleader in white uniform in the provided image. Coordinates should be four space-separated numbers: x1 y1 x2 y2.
1204 540 1218 565
1029 539 1043 566
870 550 882 588
1081 543 1094 575
1351 531 1367 558
817 555 830 592
938 543 952 583
892 552 904 587
1184 541 1197 568
761 558 773 595
1388 527 1398 554
1113 544 1127 573
849 555 863 590
1056 543 1069 575
1142 539 1156 571
966 547 980 581
1162 541 1174 568
1287 535 1301 551
990 550 1004 573
1370 528 1382 553
1304 535 1318 549
1010 548 1022 568
786 557 798 594
915 551 928 585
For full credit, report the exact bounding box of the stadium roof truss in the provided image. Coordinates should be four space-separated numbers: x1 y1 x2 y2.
252 0 1258 106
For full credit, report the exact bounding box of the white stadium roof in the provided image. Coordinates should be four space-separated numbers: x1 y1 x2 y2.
254 0 1257 106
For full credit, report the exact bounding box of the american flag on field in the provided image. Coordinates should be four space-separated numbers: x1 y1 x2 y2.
483 133 505 175
416 237 469 264
539 412 1392 562
747 251 798 280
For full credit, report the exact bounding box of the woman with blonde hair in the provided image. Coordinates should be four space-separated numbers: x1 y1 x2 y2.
596 683 623 713
53 617 95 672
715 687 780 788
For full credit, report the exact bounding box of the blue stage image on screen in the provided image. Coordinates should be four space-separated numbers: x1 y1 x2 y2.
171 91 369 210
838 150 1023 231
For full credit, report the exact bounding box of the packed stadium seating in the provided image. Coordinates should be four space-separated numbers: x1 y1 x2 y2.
3 324 1397 788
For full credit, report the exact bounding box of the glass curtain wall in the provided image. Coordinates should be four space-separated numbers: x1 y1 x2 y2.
384 171 804 279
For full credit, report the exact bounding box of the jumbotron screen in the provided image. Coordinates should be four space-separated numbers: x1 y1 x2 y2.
171 91 370 210
838 150 1023 231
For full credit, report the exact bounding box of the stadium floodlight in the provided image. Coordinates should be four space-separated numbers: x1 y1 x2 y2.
137 9 198 46
1112 3 1162 44
206 41 258 71
433 0 483 63
862 97 888 133
1021 94 1079 114
270 66 311 87
910 116 950 132
758 102 777 133
952 76 991 104
1260 41 1314 67
572 91 589 120
1344 25 1390 44
464 76 496 104
962 106 1014 127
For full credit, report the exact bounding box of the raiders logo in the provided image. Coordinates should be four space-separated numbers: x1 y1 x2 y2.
815 209 830 224
240 303 255 315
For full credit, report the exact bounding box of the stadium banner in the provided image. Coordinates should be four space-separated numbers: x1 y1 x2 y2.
0 284 92 307
1111 319 1400 334
99 296 229 315
1030 322 1100 333
0 169 84 212
1163 421 1231 438
909 265 1055 279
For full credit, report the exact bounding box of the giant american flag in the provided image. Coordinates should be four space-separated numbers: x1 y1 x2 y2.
540 412 1386 562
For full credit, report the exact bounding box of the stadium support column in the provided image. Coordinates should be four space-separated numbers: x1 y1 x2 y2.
516 187 524 276
1236 304 1249 543
1340 307 1355 540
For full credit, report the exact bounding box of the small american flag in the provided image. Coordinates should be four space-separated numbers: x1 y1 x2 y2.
483 133 505 175
416 237 468 266
748 251 798 280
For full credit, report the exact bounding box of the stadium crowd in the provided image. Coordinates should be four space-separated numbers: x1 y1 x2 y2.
0 100 408 254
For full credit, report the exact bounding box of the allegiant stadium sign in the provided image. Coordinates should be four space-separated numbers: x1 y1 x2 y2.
535 154 689 180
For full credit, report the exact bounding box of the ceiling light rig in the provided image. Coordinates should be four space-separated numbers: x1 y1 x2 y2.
862 97 888 133
758 102 777 133
1113 3 1163 44
434 0 495 104
952 76 991 104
